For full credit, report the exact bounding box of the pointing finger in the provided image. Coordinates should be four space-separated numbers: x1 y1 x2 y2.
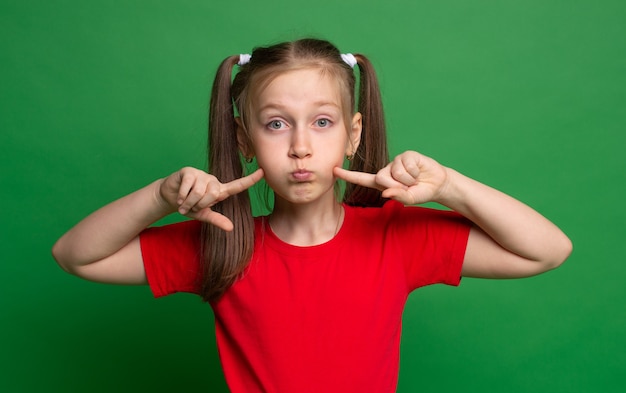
375 164 409 190
222 168 265 197
333 167 381 190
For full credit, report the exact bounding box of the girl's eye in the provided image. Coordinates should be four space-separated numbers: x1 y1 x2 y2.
268 120 285 130
315 119 331 127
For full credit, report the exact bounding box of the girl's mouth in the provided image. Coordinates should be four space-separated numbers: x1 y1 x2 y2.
291 170 313 181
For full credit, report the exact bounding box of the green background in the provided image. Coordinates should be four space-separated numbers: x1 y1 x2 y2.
1 0 624 391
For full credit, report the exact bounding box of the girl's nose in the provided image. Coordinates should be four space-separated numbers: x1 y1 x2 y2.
288 127 312 159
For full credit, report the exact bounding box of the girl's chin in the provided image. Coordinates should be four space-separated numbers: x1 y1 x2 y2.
273 186 338 206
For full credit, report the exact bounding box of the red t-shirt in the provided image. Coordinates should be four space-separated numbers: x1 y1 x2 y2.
140 200 471 392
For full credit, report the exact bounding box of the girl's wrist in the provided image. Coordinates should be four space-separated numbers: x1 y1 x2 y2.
433 168 468 210
151 179 178 217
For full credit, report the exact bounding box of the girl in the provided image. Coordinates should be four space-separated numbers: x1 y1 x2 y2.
52 38 572 392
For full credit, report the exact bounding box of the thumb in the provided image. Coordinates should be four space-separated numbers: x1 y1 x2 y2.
188 209 235 231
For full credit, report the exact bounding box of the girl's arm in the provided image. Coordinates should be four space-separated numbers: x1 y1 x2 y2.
334 152 572 278
52 167 263 284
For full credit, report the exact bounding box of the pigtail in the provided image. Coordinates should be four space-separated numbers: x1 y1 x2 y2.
201 55 255 303
343 54 389 207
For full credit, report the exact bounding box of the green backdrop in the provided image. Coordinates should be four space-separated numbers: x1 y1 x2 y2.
1 1 624 392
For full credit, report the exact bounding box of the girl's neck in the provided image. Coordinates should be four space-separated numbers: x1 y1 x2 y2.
269 198 344 247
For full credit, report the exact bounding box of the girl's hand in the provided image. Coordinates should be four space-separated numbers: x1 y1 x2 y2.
336 151 572 278
159 167 264 230
52 167 263 284
334 151 449 205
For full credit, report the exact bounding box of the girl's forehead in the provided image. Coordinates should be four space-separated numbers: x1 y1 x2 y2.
251 68 346 107
265 68 337 91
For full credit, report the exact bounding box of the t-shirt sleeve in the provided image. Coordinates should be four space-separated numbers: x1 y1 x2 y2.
384 201 471 292
139 220 203 298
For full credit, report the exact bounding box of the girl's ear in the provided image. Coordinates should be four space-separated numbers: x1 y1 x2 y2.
347 112 363 156
235 117 254 159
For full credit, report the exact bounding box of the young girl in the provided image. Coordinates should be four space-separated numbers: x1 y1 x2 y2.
52 38 572 392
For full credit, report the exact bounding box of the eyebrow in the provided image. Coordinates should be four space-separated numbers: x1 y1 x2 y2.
257 101 342 113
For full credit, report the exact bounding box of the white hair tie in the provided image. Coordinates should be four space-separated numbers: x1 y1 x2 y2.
341 53 357 68
238 54 251 66
239 53 356 68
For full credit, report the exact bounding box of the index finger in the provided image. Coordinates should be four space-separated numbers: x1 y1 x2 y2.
222 168 265 197
333 167 381 190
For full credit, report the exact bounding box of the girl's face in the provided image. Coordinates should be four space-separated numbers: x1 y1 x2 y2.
242 67 361 206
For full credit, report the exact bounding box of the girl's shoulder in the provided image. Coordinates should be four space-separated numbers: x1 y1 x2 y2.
345 199 464 222
343 200 471 241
